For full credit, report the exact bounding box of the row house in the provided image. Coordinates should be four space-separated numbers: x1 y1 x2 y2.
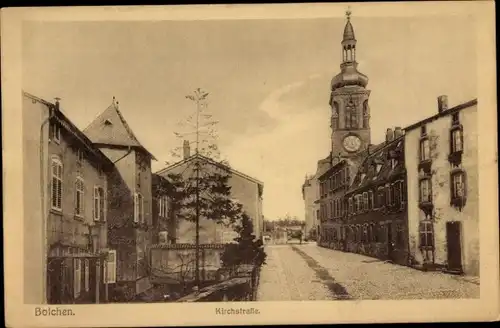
404 96 479 276
84 98 157 301
317 160 351 250
23 92 115 304
344 127 409 266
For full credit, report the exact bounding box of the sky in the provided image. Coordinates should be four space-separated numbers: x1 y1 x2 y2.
22 14 477 221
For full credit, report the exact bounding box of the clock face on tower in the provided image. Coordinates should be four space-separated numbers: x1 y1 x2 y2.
343 135 362 152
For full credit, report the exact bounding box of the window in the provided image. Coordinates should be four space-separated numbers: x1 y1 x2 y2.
420 138 430 161
344 167 350 184
93 186 105 221
394 182 401 207
345 102 358 129
419 179 431 202
372 224 378 242
75 177 84 217
105 250 117 284
378 187 385 207
340 170 344 186
363 192 368 211
451 172 466 198
451 128 463 153
348 197 353 214
134 192 144 223
386 184 392 206
84 259 90 292
51 122 61 143
376 164 382 173
77 149 84 164
362 225 367 243
368 190 374 209
51 158 63 210
74 259 81 299
158 196 169 217
419 221 434 248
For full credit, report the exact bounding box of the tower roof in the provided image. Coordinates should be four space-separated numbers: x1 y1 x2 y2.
83 97 156 159
343 20 356 42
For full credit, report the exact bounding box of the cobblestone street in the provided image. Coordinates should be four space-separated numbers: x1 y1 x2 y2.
257 243 480 301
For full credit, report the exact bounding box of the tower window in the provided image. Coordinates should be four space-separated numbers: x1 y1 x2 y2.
345 102 358 129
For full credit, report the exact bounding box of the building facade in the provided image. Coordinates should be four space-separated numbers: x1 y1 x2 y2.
84 98 156 300
23 92 113 304
317 160 350 250
302 174 319 239
152 173 174 244
404 97 479 276
156 142 264 244
344 128 409 266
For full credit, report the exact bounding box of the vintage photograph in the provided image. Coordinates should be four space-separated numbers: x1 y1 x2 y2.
20 5 482 305
3 2 498 326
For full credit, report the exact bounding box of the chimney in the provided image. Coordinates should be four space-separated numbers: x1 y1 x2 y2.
386 128 394 143
394 126 404 138
438 95 448 113
54 97 61 111
183 140 191 159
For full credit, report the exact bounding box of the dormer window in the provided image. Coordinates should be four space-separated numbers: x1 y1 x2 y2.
51 122 61 144
391 159 398 169
104 119 112 126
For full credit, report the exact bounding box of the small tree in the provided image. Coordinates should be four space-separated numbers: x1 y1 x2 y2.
221 213 267 270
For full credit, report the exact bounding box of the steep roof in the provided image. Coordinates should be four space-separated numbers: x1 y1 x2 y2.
346 137 405 195
83 99 156 160
155 153 264 186
23 91 114 169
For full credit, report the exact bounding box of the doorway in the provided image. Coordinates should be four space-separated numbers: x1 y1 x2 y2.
387 222 394 262
446 221 463 273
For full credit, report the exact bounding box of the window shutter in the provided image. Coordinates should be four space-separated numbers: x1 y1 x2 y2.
99 187 105 221
93 187 98 221
74 259 81 299
105 250 117 284
84 259 89 292
134 193 139 223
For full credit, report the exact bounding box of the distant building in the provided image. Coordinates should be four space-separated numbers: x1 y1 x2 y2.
84 98 156 299
23 92 113 304
344 128 408 266
302 174 319 238
404 97 478 276
155 141 264 243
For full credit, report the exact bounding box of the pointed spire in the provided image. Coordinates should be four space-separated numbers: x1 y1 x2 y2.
342 7 356 43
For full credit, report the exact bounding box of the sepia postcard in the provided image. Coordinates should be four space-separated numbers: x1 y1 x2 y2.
2 1 498 327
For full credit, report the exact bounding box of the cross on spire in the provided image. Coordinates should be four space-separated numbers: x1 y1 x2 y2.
346 7 352 20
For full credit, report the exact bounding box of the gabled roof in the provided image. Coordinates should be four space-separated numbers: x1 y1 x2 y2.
155 153 264 186
23 91 114 169
83 99 156 160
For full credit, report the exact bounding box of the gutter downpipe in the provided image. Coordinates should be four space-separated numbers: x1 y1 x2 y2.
40 106 55 304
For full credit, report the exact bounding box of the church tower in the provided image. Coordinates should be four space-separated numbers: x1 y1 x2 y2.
329 10 371 158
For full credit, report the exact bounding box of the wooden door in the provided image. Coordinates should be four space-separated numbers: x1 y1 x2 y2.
446 221 463 273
